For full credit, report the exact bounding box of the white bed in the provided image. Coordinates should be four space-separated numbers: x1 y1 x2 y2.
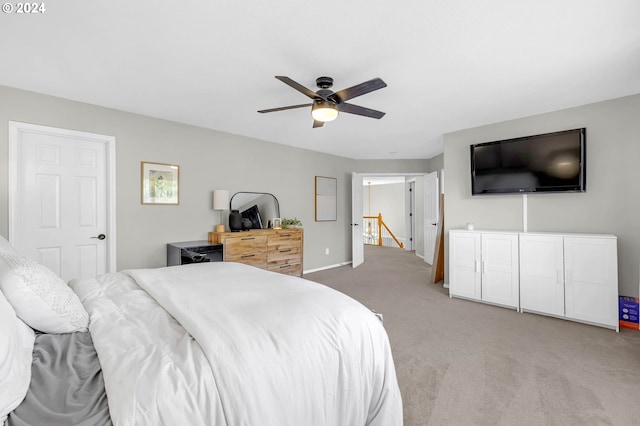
1 237 403 426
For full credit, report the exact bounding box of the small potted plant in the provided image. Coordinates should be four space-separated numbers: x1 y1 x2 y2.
281 218 303 229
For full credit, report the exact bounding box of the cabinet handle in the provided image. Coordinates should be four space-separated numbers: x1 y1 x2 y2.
279 264 292 269
482 261 486 274
475 260 480 273
241 237 256 241
279 248 292 253
566 270 572 286
241 254 255 258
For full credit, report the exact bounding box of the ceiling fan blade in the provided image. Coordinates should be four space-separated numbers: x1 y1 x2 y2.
312 120 324 128
330 78 387 103
337 102 386 119
275 76 322 99
258 103 311 113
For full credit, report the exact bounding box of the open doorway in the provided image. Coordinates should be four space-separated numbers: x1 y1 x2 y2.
352 172 435 267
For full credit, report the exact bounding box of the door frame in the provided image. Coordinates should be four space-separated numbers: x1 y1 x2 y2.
8 121 117 273
351 172 364 268
423 171 439 265
351 172 427 266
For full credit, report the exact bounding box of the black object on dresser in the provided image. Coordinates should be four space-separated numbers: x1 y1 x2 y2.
167 241 223 266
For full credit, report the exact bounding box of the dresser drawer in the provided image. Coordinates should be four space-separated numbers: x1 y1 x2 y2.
268 231 302 246
224 235 268 268
228 252 268 268
268 262 302 277
268 245 301 264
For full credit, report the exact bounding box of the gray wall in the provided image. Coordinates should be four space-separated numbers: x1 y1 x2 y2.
444 94 640 297
0 85 433 272
427 153 444 174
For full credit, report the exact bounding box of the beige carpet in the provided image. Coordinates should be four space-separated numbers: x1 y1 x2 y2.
305 245 640 426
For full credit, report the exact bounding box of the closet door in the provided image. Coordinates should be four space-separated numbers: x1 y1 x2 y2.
449 231 481 301
481 233 519 308
564 236 618 328
519 234 564 316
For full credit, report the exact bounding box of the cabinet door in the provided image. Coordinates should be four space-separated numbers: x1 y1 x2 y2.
481 233 519 308
519 234 564 316
449 231 481 300
564 236 618 328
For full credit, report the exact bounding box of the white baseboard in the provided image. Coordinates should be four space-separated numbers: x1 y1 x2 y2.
304 261 352 275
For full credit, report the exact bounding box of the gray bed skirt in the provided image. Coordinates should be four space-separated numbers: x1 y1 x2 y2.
8 332 111 426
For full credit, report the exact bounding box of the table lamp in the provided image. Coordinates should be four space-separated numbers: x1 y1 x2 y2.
212 189 229 233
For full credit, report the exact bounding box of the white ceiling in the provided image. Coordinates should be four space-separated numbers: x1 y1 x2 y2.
1 1 639 160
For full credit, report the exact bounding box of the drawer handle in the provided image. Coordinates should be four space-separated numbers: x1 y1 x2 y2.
241 237 256 241
279 264 292 269
279 248 292 253
280 234 291 237
241 254 255 258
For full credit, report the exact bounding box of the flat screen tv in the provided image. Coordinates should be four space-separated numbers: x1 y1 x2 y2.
470 128 586 195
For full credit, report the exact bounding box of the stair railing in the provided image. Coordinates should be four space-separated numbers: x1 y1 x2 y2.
362 213 404 248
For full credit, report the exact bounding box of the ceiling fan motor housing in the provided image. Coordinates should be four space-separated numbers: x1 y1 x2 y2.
315 89 336 102
316 76 334 89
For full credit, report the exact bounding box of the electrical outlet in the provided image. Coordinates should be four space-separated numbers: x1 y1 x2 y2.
325 248 330 255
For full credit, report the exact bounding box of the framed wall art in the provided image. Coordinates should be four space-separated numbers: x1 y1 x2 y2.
315 176 337 221
141 161 179 205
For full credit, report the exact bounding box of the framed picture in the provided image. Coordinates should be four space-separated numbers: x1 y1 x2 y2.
315 176 337 221
141 161 179 205
272 218 282 229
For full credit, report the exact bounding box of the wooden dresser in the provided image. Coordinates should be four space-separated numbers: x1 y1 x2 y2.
208 228 303 277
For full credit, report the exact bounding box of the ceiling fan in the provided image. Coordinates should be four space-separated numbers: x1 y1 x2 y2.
258 76 387 128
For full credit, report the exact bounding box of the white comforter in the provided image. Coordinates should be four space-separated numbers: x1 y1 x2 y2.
70 262 402 426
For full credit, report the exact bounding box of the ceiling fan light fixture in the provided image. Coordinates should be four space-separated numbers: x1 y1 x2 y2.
311 100 338 122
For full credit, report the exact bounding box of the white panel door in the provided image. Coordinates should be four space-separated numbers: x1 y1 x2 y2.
10 122 115 283
519 234 564 316
564 236 618 328
449 231 481 300
423 171 438 265
481 233 519 308
351 172 364 268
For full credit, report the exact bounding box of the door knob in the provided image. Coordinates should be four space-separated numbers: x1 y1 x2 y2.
91 234 106 240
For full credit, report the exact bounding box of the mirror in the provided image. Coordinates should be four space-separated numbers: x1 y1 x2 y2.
230 192 280 229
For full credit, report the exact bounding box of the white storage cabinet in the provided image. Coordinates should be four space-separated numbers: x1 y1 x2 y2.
520 233 618 330
449 230 519 309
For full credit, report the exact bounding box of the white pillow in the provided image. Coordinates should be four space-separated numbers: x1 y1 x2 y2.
0 289 35 423
0 234 18 256
0 253 89 333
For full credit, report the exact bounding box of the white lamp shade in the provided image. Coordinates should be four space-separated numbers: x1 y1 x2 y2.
212 189 229 210
311 101 338 122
